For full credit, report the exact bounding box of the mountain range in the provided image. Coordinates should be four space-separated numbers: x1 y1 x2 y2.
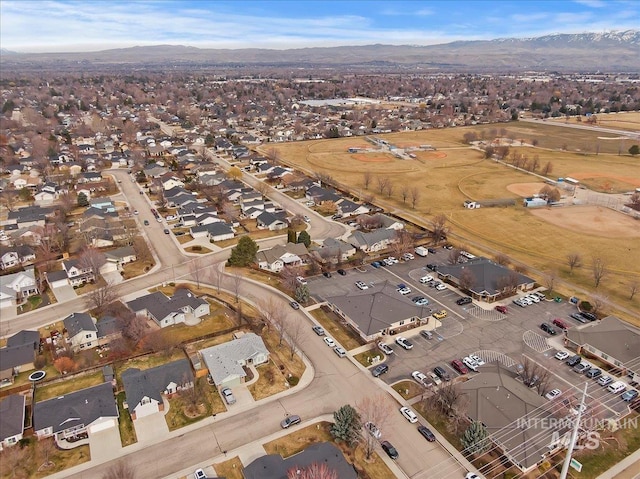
2 30 639 72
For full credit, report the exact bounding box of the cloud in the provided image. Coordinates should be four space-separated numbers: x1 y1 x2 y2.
574 0 606 7
415 8 433 16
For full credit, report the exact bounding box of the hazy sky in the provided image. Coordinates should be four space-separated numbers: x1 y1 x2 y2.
1 0 638 53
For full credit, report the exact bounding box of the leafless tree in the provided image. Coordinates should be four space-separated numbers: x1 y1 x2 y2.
434 382 465 417
86 280 119 316
431 214 449 244
258 297 282 331
362 171 372 190
118 313 150 344
543 271 557 292
179 374 202 416
79 247 107 277
390 229 414 257
102 460 137 479
0 190 19 212
376 176 390 195
285 317 304 360
629 280 639 300
384 180 394 198
409 186 420 209
232 272 243 304
458 268 476 292
133 236 153 265
447 248 462 265
189 257 204 290
589 294 607 316
592 257 608 288
494 253 510 266
287 463 337 479
357 394 392 460
541 160 553 176
539 185 560 203
1 440 30 478
400 185 409 204
206 262 224 293
38 437 55 469
142 330 172 356
280 265 302 292
566 253 582 273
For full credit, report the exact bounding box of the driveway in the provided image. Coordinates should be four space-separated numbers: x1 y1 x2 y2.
134 410 170 443
51 284 77 303
102 270 124 285
89 426 123 463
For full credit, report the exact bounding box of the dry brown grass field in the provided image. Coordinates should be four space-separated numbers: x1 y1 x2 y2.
265 122 640 318
546 111 640 133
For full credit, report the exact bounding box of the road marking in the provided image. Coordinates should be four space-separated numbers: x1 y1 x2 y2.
466 305 506 322
473 349 516 368
523 330 552 353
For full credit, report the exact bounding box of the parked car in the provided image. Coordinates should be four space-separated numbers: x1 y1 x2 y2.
337 269 346 275
397 286 412 295
371 363 389 377
456 296 473 305
428 248 437 254
296 276 307 285
581 311 597 321
323 337 336 347
597 376 613 387
540 323 557 335
334 346 347 358
402 253 415 261
573 363 591 374
586 368 602 379
433 310 447 320
512 299 527 308
552 318 569 330
303 215 311 223
194 469 207 479
420 330 433 340
524 374 540 388
570 312 588 323
378 342 394 355
371 261 382 268
554 351 570 361
426 263 438 271
289 301 300 310
566 355 582 367
355 281 369 290
143 219 150 226
399 406 418 423
322 271 332 278
468 354 485 366
495 305 508 314
133 209 139 215
463 357 479 372
621 390 639 402
280 415 301 429
312 325 325 336
427 371 441 386
365 421 382 439
451 359 469 375
419 275 434 283
412 371 428 384
435 283 447 291
163 229 170 234
380 441 398 460
221 387 236 405
545 389 562 400
418 425 436 442
434 366 451 381
395 337 413 350
412 296 429 306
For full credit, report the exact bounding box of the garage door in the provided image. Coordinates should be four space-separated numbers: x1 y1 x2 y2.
88 419 115 434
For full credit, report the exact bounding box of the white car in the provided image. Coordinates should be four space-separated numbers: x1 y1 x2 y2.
378 342 394 355
465 474 480 479
402 253 415 261
387 257 398 264
554 351 570 361
296 276 307 285
395 337 413 350
427 371 442 386
469 354 485 366
462 357 479 372
323 337 336 347
355 281 369 290
545 389 562 400
420 275 434 283
365 421 382 439
412 371 428 384
194 469 207 479
435 283 447 291
397 287 412 295
527 294 540 303
399 406 418 423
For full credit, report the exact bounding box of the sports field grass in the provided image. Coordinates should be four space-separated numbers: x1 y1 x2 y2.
546 111 640 133
262 122 640 317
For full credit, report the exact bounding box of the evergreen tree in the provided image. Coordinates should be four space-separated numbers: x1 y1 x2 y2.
77 192 89 207
461 421 489 455
297 230 311 248
287 229 297 243
227 236 259 267
295 284 310 304
629 145 639 156
331 405 362 447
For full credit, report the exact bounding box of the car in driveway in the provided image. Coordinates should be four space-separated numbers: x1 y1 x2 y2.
434 366 451 381
451 359 469 375
221 387 236 405
365 421 382 439
433 310 447 320
412 371 428 385
545 388 562 400
554 351 570 361
289 301 300 310
412 296 429 306
380 441 398 459
395 337 413 350
378 342 394 355
495 305 508 314
456 296 472 305
418 425 436 442
323 337 336 347
281 415 301 429
540 323 557 335
371 364 389 377
322 271 332 278
399 406 418 423
312 325 325 336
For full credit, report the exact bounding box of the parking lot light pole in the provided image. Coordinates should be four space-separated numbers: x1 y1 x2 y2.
560 382 588 479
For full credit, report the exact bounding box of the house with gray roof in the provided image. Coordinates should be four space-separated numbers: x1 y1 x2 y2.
356 212 404 231
0 245 36 270
96 316 122 346
200 333 269 388
122 359 193 420
127 288 210 328
305 185 342 204
63 312 98 352
62 259 95 286
436 257 534 302
0 330 39 382
312 238 356 263
101 246 137 274
336 199 370 218
190 222 235 242
0 394 26 451
256 242 308 273
325 282 431 341
566 316 640 383
256 211 288 231
460 363 566 473
346 228 398 253
244 442 357 479
34 382 119 445
0 267 38 309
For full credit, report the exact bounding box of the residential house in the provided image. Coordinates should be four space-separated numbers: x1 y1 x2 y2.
325 282 431 342
122 359 194 419
34 182 64 204
313 238 356 263
5 205 54 229
34 382 119 446
244 442 357 479
256 211 288 231
0 330 39 382
63 312 98 352
0 245 36 270
45 270 72 289
436 258 535 302
200 333 269 388
347 228 398 253
143 163 168 178
127 288 210 328
190 222 235 242
0 395 26 450
336 199 370 218
160 174 185 191
96 316 122 347
89 197 116 213
62 259 96 286
565 316 640 383
356 213 405 231
0 267 39 309
305 185 342 205
100 246 137 274
256 242 309 273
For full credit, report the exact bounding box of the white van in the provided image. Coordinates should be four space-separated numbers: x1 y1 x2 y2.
607 381 627 394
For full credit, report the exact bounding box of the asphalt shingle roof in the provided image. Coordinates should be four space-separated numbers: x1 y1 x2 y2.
200 333 268 385
0 394 26 442
122 359 193 410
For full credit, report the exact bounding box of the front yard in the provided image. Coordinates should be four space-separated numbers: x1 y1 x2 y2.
165 377 226 431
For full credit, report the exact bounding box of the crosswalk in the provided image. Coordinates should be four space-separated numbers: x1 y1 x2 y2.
466 305 506 322
473 349 517 368
523 330 552 353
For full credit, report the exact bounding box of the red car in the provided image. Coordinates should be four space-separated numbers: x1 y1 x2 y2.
552 318 569 330
451 359 469 375
495 305 508 314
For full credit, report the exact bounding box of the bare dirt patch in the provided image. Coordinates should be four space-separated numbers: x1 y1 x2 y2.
570 172 640 189
506 182 546 197
529 205 640 238
352 153 393 163
418 150 448 160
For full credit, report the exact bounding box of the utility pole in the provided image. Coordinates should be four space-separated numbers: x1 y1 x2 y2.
560 382 588 479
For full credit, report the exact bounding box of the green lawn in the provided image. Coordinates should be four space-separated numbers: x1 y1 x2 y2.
36 370 105 401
